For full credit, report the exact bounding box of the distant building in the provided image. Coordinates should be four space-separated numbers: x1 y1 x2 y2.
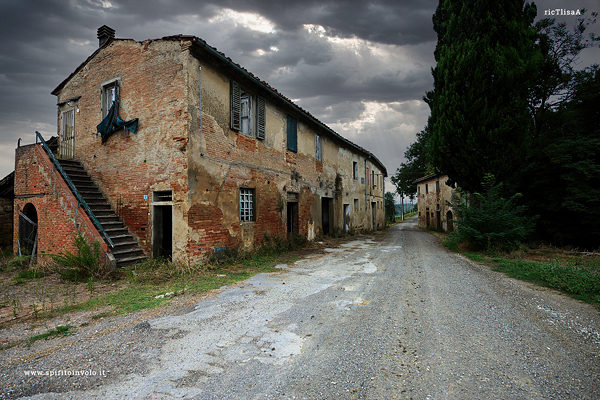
414 173 455 232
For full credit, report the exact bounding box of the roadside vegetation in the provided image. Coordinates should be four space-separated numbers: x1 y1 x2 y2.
0 233 314 348
439 176 600 308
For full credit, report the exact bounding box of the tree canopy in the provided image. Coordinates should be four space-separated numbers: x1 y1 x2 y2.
426 0 539 193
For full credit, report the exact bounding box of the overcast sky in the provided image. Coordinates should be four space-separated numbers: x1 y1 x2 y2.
1 0 598 190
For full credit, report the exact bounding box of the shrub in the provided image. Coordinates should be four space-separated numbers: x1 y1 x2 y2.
452 174 536 252
53 234 107 281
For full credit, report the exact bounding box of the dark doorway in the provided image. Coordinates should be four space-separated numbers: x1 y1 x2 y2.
436 210 441 230
153 191 173 259
426 208 430 227
19 203 38 255
321 197 333 235
287 202 298 234
447 210 454 232
343 204 350 232
371 202 377 230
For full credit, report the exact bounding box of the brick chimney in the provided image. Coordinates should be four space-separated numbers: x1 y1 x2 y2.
97 25 115 47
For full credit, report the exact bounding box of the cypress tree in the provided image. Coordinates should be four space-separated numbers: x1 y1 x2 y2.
426 0 540 193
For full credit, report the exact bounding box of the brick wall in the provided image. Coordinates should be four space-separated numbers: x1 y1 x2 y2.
13 145 107 256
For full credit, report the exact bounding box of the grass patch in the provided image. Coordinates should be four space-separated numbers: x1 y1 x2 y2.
488 257 600 306
28 325 72 345
461 250 600 307
59 249 298 316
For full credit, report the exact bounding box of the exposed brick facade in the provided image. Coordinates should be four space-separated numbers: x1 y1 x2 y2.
14 29 387 264
13 145 107 256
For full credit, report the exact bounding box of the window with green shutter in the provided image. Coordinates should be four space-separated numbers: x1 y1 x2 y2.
287 114 297 152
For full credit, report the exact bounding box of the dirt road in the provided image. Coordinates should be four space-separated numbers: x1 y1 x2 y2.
2 218 599 399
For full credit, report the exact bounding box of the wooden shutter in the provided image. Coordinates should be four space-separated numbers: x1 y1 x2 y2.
230 80 241 131
287 114 297 152
256 96 266 139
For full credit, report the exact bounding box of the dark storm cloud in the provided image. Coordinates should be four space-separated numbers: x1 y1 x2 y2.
2 0 596 180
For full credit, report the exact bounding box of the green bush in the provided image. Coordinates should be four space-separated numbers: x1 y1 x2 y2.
452 174 536 251
53 234 107 281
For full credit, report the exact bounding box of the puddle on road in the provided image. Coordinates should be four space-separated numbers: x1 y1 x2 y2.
362 262 377 274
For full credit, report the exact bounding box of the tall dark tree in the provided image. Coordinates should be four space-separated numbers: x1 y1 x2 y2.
426 0 540 193
521 66 600 248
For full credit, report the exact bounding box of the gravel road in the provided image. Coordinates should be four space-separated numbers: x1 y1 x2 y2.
2 217 599 399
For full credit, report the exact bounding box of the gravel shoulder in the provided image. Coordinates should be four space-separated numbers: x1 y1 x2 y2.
1 218 599 399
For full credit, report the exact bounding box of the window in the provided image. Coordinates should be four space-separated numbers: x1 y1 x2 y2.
436 180 440 192
372 171 375 188
240 188 256 222
353 161 358 180
102 81 119 118
354 198 359 210
59 108 75 159
287 114 297 152
231 80 266 139
315 134 322 162
240 93 252 135
417 186 421 196
425 184 429 194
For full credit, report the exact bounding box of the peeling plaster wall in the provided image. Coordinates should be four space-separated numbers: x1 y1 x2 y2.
44 37 386 264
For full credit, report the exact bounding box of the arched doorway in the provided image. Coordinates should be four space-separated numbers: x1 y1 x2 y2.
19 203 38 255
447 210 454 232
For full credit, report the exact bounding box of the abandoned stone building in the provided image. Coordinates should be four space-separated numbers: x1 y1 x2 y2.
13 26 387 266
415 173 454 232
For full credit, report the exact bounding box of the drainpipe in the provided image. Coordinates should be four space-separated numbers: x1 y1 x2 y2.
199 66 204 156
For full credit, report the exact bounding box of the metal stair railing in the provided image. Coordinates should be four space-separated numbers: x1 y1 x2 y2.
36 131 115 248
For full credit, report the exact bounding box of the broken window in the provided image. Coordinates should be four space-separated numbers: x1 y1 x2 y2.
240 188 256 222
97 80 138 143
287 114 297 152
353 161 358 180
102 81 119 118
231 80 266 139
315 134 322 162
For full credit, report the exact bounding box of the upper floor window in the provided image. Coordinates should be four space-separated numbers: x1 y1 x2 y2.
102 81 119 118
287 114 298 152
436 180 440 192
372 170 375 188
231 80 265 139
315 134 322 162
425 183 429 194
353 161 358 180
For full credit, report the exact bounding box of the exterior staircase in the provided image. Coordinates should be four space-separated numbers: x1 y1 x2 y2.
57 159 146 267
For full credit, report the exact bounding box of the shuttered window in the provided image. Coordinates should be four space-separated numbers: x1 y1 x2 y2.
230 80 241 131
287 114 297 152
256 96 266 139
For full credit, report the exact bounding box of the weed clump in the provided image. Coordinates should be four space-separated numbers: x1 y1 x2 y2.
53 234 109 281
